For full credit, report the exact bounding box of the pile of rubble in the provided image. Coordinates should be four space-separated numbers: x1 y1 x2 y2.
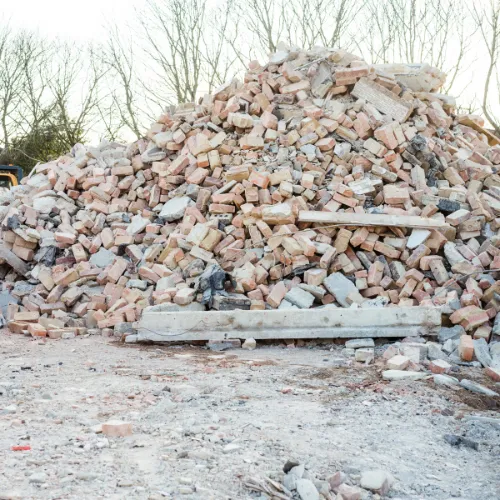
244 461 394 499
0 45 500 346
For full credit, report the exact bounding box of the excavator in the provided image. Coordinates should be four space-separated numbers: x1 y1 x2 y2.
0 165 23 192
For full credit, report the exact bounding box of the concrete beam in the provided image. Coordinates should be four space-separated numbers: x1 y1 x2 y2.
137 307 441 342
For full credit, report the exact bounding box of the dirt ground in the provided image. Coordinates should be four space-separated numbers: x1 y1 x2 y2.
0 331 499 500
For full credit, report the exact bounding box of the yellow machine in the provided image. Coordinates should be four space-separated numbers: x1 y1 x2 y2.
0 165 23 190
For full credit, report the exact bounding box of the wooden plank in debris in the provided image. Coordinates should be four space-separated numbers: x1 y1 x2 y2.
137 307 441 342
458 116 500 147
351 77 413 122
0 244 30 277
298 211 452 231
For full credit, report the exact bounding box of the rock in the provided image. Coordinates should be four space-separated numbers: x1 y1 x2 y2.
492 314 500 335
0 291 17 318
438 325 465 343
328 471 346 490
400 344 425 362
296 479 319 500
159 196 193 221
269 50 289 65
126 279 148 290
278 299 299 310
473 338 492 368
283 473 298 491
433 374 460 387
298 284 326 299
360 470 393 495
383 345 400 359
261 202 294 224
188 448 213 460
382 370 427 381
242 338 256 350
444 434 479 450
345 338 374 349
442 338 459 355
337 483 362 500
289 464 305 478
1 405 17 415
427 342 447 361
355 348 374 363
28 472 47 484
386 354 410 370
156 276 179 292
89 248 115 268
101 420 133 437
407 229 431 249
283 460 300 473
323 273 364 307
223 443 241 453
491 343 500 368
360 296 389 308
285 287 315 309
460 379 499 396
126 215 149 235
114 322 136 335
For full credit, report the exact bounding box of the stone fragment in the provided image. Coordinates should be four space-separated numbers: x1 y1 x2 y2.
360 470 393 495
242 338 257 350
285 287 315 309
355 348 374 363
159 196 193 221
386 355 410 370
382 370 427 381
323 273 364 307
459 379 499 396
473 338 492 368
345 338 375 349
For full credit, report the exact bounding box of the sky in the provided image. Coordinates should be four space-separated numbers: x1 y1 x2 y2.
2 0 145 43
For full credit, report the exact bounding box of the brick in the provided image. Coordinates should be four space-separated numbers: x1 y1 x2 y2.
429 359 452 374
458 334 474 361
101 420 133 437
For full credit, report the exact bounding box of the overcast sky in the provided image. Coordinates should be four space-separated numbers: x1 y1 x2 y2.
3 0 145 42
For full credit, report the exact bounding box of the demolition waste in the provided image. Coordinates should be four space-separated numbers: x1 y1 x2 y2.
0 46 500 375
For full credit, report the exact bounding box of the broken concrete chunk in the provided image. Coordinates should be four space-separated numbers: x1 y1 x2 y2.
159 196 193 221
323 273 364 308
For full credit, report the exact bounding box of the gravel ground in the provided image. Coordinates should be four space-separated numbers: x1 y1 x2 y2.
0 331 499 499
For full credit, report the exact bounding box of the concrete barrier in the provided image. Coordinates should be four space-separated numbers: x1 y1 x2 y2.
137 306 441 342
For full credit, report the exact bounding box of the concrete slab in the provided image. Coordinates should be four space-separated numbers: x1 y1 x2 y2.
136 307 441 342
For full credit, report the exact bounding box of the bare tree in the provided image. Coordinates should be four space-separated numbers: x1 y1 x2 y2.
47 42 106 148
472 0 500 134
140 0 206 104
202 0 242 93
0 25 53 161
281 0 362 51
102 25 143 139
236 0 284 55
357 0 473 95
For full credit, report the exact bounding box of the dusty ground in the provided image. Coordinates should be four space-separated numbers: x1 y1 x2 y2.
0 331 499 500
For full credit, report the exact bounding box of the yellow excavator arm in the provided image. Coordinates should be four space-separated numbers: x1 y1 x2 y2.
0 172 19 189
0 165 23 191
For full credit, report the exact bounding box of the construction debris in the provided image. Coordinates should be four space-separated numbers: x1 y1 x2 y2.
0 45 499 348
